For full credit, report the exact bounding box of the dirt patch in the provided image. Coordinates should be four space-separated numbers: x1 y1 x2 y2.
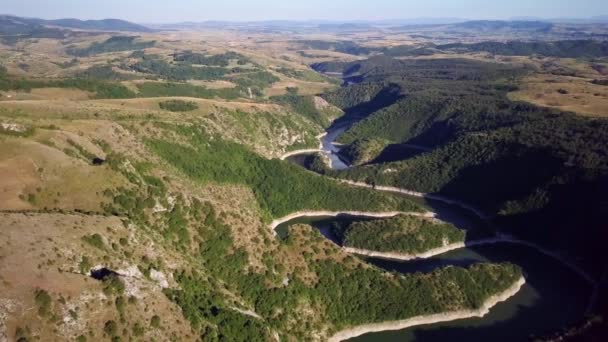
0 138 126 212
0 212 194 342
0 156 39 210
0 88 93 102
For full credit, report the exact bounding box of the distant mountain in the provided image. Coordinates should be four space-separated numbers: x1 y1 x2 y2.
0 15 151 44
317 23 374 32
387 18 466 28
509 16 545 21
0 15 67 42
545 16 608 24
450 20 554 32
28 17 152 32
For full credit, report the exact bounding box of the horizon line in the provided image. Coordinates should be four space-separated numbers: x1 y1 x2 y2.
3 13 608 25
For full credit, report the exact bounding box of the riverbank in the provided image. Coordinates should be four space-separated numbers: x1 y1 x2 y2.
279 148 322 160
335 179 491 219
343 241 468 261
293 125 491 219
328 276 526 342
279 132 328 160
344 235 596 286
269 210 436 231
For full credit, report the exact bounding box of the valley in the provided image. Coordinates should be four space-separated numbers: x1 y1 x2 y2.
0 11 607 342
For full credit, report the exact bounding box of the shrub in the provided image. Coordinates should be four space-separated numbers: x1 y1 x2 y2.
34 289 52 317
102 275 125 296
82 234 105 250
158 100 199 112
103 320 118 336
150 315 161 328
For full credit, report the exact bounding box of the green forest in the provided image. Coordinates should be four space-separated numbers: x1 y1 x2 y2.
333 215 466 254
438 39 608 58
146 124 420 221
98 130 521 341
67 36 156 56
316 55 608 272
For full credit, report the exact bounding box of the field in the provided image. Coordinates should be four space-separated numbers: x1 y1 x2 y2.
509 73 608 117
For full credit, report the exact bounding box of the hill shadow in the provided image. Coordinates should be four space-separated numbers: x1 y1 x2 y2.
331 84 404 127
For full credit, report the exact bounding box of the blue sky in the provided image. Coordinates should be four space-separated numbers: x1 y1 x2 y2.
2 0 607 23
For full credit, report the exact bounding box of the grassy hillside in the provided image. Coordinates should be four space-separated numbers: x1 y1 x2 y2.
0 105 522 341
67 36 156 56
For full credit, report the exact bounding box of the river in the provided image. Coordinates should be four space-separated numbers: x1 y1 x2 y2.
281 121 594 341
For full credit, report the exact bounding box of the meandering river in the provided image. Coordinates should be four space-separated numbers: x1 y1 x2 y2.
281 121 595 341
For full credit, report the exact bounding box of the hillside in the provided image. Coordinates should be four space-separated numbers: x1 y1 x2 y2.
439 39 608 58
29 17 152 32
0 72 520 341
450 20 554 32
316 55 608 277
0 17 605 342
0 15 67 43
0 15 151 45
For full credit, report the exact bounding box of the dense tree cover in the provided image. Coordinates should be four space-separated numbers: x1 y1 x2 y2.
76 65 136 81
98 131 522 340
317 55 608 272
332 215 466 254
322 82 403 124
67 36 155 57
319 57 521 144
438 40 608 58
146 124 420 221
314 261 520 328
324 57 608 209
317 55 523 84
162 197 520 337
336 87 513 145
164 203 520 339
335 105 608 212
338 138 390 165
295 40 371 55
382 45 437 57
169 245 521 338
158 99 199 112
228 71 280 92
0 71 136 99
173 51 251 67
129 54 228 81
